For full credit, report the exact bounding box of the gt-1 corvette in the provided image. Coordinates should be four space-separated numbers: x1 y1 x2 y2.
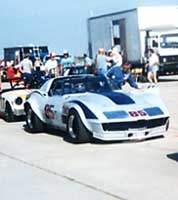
24 74 169 143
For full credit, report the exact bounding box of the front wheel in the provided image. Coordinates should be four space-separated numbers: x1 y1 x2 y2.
67 110 91 143
26 106 44 133
5 103 15 122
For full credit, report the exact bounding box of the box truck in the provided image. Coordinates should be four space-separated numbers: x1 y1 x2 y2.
4 45 49 66
88 6 178 77
2 45 49 81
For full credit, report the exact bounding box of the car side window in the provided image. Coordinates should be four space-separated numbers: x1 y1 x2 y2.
49 80 62 96
63 81 72 95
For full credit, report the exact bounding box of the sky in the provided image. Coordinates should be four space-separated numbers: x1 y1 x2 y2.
0 0 178 56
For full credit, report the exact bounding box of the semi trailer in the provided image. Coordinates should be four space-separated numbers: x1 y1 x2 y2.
88 6 178 77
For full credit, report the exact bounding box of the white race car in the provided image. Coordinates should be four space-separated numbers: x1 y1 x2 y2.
0 74 45 122
0 86 31 122
24 75 169 143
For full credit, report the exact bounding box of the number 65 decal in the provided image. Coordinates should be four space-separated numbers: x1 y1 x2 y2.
129 110 147 117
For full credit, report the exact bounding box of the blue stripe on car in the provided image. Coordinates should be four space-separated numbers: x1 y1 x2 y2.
69 100 98 119
101 92 135 105
144 107 164 116
104 111 128 119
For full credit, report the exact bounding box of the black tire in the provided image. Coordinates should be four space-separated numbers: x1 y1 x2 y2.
5 103 15 122
156 73 160 82
26 106 44 133
67 110 91 143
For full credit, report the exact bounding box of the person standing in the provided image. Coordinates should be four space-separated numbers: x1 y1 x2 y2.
95 48 108 75
146 49 159 85
45 52 58 78
83 53 93 74
19 54 33 85
60 51 74 68
7 60 16 80
34 57 42 71
111 47 123 67
60 51 74 75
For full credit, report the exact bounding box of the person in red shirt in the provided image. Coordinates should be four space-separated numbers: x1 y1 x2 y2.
7 61 16 80
7 61 22 86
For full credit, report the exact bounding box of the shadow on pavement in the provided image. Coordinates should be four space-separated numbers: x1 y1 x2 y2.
91 135 164 145
167 153 178 163
23 123 164 145
23 124 66 139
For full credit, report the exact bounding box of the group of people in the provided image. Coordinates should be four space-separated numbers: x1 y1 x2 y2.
94 47 159 89
94 47 139 89
45 51 74 78
0 46 159 91
4 50 74 88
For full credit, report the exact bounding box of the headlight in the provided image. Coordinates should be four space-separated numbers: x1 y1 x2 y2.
15 97 23 105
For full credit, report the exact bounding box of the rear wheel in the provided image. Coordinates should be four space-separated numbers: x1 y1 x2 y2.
67 110 91 143
5 103 15 122
26 106 44 133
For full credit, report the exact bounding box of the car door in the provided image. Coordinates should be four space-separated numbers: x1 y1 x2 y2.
44 79 66 129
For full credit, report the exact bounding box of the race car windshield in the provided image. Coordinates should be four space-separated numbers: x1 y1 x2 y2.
62 76 112 95
85 76 112 93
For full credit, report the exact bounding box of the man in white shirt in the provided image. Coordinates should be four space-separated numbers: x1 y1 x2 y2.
45 52 58 77
20 54 33 85
95 48 109 75
146 49 159 85
111 47 123 67
83 53 93 74
20 54 33 74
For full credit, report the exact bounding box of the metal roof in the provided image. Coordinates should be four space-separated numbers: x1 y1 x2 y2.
88 8 137 21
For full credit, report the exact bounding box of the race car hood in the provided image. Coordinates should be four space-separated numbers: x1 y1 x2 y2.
72 91 135 109
68 91 169 122
69 91 137 115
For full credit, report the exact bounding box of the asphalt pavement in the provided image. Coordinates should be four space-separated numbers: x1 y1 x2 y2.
0 76 178 200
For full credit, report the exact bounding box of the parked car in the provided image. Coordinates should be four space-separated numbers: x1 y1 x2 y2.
0 82 31 122
0 71 47 122
24 74 169 143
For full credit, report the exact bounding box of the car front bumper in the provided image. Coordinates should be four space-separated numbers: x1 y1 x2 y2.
89 121 168 141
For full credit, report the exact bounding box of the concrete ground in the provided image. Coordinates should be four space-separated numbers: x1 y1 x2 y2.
0 76 178 200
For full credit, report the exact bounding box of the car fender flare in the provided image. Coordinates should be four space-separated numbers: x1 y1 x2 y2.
24 98 45 123
66 104 93 133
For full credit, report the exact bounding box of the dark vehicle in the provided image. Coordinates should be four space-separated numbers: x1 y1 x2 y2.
4 46 49 66
2 46 49 82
